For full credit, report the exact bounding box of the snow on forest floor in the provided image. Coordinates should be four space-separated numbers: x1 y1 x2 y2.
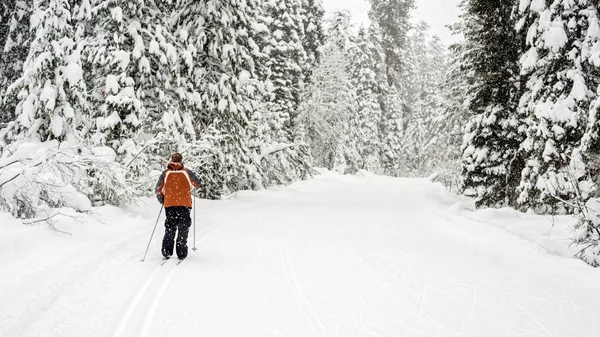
1 171 599 337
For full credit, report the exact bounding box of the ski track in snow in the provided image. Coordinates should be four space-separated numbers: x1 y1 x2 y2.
113 215 227 337
140 266 177 337
1 172 600 336
0 223 149 337
281 234 329 336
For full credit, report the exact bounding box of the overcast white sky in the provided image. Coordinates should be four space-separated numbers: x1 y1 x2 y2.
321 0 462 45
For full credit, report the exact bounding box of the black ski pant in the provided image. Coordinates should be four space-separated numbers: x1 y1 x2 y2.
162 206 191 259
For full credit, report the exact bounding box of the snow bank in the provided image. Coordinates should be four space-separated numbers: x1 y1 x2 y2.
430 181 579 257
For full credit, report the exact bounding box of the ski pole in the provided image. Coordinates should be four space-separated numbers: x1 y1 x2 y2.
140 205 164 262
192 194 197 251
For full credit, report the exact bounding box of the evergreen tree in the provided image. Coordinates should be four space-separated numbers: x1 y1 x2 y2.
86 0 161 175
402 21 428 124
300 0 325 82
574 96 600 265
574 6 600 201
368 0 415 86
247 0 317 187
175 0 268 195
297 38 356 172
400 23 449 175
433 40 471 190
349 26 384 173
262 0 308 135
4 0 87 142
457 0 525 208
327 10 355 50
297 10 358 172
379 84 406 176
574 102 600 265
0 0 33 125
367 1 414 176
368 23 408 176
516 0 600 213
0 1 11 48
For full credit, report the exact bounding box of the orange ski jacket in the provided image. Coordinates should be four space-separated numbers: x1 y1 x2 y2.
155 162 201 208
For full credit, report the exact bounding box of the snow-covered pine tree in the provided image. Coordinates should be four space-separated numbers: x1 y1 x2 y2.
348 25 384 173
457 0 525 208
379 84 406 176
86 0 175 176
0 0 15 98
420 35 450 164
297 11 358 172
516 0 600 214
174 0 267 196
0 0 33 125
571 5 600 266
433 39 471 190
400 22 450 175
368 0 414 177
0 1 10 47
262 0 308 135
326 10 362 172
245 6 281 152
246 16 302 188
327 10 355 51
0 0 129 216
368 0 415 86
247 0 317 187
573 5 600 198
300 0 325 82
139 1 203 171
3 0 88 143
296 45 356 172
367 24 409 177
401 21 428 131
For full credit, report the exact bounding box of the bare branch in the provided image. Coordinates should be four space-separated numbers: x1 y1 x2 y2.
0 159 22 170
125 131 161 168
22 212 77 236
47 222 73 236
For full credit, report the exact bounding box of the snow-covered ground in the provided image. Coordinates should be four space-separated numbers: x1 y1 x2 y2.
1 171 599 337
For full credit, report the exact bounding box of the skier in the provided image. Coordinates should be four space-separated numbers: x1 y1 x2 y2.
155 152 201 260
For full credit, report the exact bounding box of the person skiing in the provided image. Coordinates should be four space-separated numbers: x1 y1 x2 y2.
155 152 201 260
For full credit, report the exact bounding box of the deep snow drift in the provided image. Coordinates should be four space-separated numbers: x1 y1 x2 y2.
1 171 599 336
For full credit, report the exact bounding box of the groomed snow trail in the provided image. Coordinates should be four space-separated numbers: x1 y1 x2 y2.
1 172 600 336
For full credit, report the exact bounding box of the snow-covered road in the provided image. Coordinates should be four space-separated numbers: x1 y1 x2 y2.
1 172 600 336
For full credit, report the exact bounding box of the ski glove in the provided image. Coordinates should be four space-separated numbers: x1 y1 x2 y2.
158 196 164 205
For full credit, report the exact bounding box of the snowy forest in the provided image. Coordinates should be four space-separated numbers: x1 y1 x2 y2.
1 0 600 267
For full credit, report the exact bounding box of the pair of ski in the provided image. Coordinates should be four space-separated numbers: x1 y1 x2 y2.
161 258 185 266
